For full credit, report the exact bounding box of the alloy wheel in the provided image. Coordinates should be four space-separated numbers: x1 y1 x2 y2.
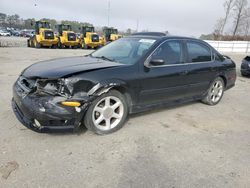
92 96 124 131
209 80 224 103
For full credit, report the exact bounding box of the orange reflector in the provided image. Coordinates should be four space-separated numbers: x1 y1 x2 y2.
61 101 81 107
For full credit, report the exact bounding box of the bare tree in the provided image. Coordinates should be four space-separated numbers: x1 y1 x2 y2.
214 18 224 36
220 0 235 35
0 13 7 26
243 7 250 38
6 14 20 28
232 0 248 36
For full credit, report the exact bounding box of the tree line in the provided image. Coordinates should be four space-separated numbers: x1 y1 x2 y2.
0 12 93 33
213 0 250 40
0 12 136 35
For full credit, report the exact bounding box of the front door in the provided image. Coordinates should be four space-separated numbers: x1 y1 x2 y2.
138 40 191 106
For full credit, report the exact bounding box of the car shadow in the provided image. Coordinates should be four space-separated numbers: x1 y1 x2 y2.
48 124 88 136
49 101 200 136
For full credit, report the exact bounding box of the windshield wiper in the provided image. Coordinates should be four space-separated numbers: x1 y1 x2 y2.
94 56 115 62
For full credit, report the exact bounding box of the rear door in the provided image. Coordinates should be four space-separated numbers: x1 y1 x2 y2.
182 40 217 97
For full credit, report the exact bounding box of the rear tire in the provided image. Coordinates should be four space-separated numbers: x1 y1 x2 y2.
84 90 128 135
202 77 224 105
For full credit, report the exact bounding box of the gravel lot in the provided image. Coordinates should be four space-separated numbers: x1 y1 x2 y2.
0 47 249 188
0 36 27 47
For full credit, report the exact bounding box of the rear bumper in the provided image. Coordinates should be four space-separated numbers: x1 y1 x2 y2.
224 68 236 90
86 42 102 48
63 41 79 46
40 39 58 46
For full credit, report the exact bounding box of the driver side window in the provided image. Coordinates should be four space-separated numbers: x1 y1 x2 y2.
152 40 183 65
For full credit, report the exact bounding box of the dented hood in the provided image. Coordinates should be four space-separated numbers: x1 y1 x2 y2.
22 56 123 79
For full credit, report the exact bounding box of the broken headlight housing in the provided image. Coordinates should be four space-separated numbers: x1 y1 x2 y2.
36 78 72 97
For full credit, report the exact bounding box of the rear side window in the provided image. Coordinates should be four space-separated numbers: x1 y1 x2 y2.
151 40 183 65
187 42 211 63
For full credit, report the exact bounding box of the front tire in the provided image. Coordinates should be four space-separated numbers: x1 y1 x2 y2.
58 39 64 49
34 38 41 48
84 90 128 135
27 39 30 47
81 41 88 49
202 77 224 105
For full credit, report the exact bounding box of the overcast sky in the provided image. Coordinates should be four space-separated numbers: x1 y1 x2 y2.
1 0 228 36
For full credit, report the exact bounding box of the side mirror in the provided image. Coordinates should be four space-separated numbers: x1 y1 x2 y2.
150 59 165 66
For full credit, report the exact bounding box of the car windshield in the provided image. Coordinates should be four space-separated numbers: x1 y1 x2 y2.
91 38 156 65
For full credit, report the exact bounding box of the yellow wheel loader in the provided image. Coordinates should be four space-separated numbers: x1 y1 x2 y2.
79 26 103 49
102 27 122 45
28 21 58 48
57 24 79 49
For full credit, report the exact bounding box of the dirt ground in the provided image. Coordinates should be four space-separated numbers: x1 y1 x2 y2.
0 36 27 47
0 47 249 188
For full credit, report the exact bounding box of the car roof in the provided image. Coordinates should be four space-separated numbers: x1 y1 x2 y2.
128 32 201 41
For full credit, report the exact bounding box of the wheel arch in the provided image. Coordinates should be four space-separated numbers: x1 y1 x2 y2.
87 80 134 112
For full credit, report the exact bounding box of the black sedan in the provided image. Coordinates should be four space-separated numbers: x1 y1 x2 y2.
241 56 250 76
12 32 236 135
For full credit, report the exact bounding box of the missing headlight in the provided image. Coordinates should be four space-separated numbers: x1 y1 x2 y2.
36 79 71 97
37 80 59 95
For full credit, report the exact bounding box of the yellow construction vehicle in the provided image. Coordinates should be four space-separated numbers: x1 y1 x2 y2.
79 26 103 49
102 27 122 45
56 24 79 49
28 21 58 48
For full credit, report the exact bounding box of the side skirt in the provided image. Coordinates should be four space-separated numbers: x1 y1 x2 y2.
130 95 203 114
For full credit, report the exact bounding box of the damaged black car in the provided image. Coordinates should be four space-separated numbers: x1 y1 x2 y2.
12 32 236 135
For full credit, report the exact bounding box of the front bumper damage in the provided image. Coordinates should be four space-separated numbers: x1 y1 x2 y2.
11 74 118 133
12 79 90 133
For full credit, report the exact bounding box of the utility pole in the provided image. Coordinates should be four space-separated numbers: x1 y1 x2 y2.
108 1 110 27
136 19 139 32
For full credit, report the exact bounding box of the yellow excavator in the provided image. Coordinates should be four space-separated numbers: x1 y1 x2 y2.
56 24 79 49
79 26 103 49
27 21 58 48
102 27 122 45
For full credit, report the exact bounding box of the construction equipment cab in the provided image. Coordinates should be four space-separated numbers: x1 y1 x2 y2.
79 26 102 49
28 21 58 48
102 27 122 45
57 24 79 49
